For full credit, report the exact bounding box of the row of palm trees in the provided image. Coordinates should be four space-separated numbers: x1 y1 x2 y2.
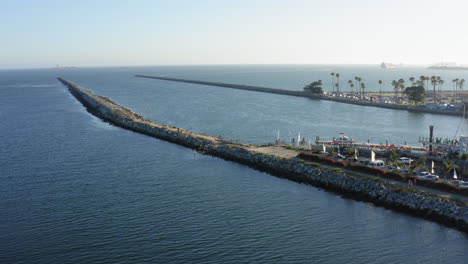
329 73 467 104
331 72 366 99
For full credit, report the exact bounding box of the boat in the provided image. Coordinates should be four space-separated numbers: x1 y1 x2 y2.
333 133 353 144
428 62 468 70
380 62 397 69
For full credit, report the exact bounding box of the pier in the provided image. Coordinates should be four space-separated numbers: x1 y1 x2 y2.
58 77 468 232
135 75 465 117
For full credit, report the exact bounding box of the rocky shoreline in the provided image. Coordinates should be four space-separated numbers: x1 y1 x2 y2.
58 77 468 233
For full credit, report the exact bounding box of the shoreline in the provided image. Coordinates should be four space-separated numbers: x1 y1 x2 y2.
135 75 465 117
58 77 468 233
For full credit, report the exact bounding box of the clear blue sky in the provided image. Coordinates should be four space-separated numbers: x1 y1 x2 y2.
1 0 468 69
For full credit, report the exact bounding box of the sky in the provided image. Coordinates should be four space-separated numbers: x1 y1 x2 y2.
1 0 468 69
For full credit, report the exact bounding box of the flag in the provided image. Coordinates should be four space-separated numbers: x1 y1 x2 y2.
322 144 326 152
308 140 311 150
454 169 458 179
371 150 375 162
354 148 358 160
297 133 301 147
431 161 435 174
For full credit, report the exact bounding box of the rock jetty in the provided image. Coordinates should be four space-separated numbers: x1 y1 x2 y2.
136 75 464 117
58 77 468 233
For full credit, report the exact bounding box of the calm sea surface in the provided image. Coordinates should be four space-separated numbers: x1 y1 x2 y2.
1 65 467 263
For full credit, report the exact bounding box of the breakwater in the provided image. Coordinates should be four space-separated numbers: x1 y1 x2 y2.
135 74 464 117
58 77 468 232
135 75 306 97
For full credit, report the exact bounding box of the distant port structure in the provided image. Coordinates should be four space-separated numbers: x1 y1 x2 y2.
428 62 468 70
135 74 467 117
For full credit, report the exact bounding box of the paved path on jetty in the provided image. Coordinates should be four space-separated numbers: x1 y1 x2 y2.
136 74 464 117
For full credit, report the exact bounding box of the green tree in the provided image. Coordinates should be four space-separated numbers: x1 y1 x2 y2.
431 76 438 104
398 79 405 103
410 157 427 172
460 79 465 95
409 77 415 86
404 86 425 104
304 80 324 94
346 148 355 159
355 76 362 98
420 76 426 88
336 73 340 93
331 72 335 92
388 149 400 164
360 83 366 99
392 80 399 103
441 161 458 179
438 79 444 95
378 80 383 99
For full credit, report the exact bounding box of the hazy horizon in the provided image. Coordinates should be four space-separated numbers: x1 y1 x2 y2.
2 0 468 69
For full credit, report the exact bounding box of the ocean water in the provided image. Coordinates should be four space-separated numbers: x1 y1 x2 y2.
1 65 467 264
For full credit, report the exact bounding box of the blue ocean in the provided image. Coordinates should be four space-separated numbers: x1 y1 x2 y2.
1 65 467 263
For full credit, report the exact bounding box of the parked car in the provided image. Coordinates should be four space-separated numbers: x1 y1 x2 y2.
451 180 468 188
398 169 410 175
358 160 370 166
397 157 413 164
386 165 400 172
368 160 385 169
422 175 439 182
459 183 468 189
415 171 430 179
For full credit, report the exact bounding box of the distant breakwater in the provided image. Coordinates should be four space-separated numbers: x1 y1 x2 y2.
135 75 464 117
58 77 468 232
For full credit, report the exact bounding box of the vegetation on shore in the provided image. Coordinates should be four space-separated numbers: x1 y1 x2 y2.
311 73 467 106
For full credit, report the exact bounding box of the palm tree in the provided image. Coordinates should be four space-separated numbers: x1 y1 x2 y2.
398 79 405 104
388 149 400 165
336 73 340 94
410 157 427 172
392 80 399 103
350 83 355 94
431 76 438 104
398 79 405 103
348 80 353 93
442 161 459 180
399 83 405 103
378 80 383 100
438 79 444 95
425 76 430 91
453 79 458 99
460 79 465 98
360 83 366 99
409 77 415 86
355 77 362 98
331 72 335 93
420 76 426 88
453 78 460 102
